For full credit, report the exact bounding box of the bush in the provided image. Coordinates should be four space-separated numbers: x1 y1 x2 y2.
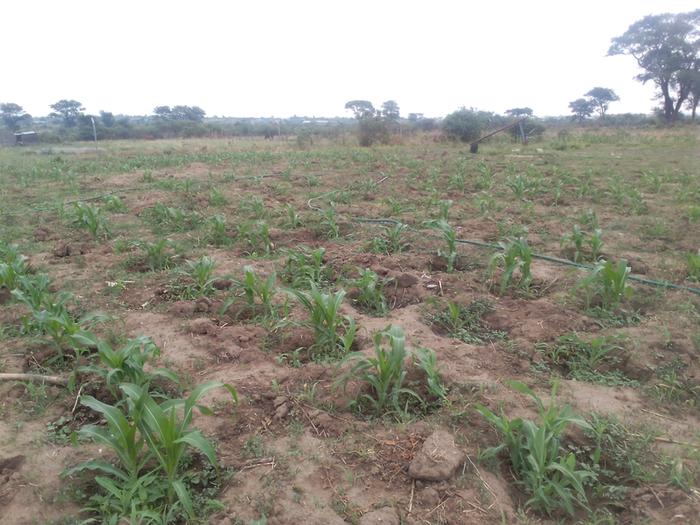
442 109 485 143
357 117 389 147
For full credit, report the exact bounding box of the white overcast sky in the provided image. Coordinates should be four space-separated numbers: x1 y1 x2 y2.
2 1 698 118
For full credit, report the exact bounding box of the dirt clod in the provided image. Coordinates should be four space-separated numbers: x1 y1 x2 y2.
358 507 400 525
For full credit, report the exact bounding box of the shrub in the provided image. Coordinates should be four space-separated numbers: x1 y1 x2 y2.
442 109 485 143
357 117 390 147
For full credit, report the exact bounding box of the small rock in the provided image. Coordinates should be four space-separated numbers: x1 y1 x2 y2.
359 507 400 525
238 335 250 343
395 273 418 288
273 396 287 408
408 430 465 481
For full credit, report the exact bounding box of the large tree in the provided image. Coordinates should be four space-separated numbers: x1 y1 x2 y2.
153 105 206 122
682 69 700 119
381 100 400 121
0 103 32 131
505 107 533 118
50 99 84 127
344 100 376 119
584 87 620 118
608 10 699 124
569 98 595 122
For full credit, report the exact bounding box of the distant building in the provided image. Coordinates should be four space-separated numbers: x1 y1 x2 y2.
14 131 38 145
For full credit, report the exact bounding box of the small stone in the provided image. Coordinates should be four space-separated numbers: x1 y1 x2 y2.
359 507 400 525
273 396 287 408
408 430 465 481
238 335 250 343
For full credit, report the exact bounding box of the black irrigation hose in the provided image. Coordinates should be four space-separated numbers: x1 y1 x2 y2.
351 217 700 296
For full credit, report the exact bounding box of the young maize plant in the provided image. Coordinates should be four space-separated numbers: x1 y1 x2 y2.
488 237 533 293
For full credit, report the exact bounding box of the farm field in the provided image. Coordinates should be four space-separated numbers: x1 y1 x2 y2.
1 128 699 524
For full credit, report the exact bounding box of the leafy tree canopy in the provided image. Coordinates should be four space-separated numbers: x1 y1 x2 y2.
584 87 620 118
608 9 699 123
344 100 376 119
569 98 595 122
505 107 533 118
0 102 32 131
49 99 84 128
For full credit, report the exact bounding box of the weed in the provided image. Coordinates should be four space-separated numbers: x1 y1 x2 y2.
537 333 633 386
651 357 699 406
427 300 506 344
476 381 594 516
686 249 700 281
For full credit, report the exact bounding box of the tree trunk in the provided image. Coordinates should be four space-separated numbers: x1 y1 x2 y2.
660 82 675 124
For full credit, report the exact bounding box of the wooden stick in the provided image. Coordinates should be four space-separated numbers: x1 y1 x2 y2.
0 373 67 386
